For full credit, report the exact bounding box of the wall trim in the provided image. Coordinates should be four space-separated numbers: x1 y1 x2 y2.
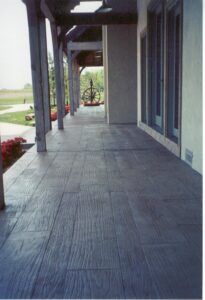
139 122 180 157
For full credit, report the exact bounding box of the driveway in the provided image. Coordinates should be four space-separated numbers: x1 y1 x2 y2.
0 104 32 115
0 104 35 142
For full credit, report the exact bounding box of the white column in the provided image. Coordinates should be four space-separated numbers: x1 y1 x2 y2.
106 25 138 124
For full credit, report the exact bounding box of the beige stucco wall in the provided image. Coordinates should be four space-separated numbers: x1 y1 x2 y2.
181 0 202 174
104 25 137 124
137 0 202 174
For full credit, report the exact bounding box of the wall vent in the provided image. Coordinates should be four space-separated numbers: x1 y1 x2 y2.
185 149 193 166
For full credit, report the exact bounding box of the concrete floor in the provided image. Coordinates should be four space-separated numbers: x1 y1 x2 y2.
1 106 202 299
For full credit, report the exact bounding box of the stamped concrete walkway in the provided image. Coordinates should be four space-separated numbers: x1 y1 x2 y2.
1 106 202 299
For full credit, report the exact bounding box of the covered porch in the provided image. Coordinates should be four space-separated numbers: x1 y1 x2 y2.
0 106 202 299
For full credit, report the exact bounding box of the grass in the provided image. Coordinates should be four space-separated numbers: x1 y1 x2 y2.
0 105 11 111
0 89 33 105
0 109 35 126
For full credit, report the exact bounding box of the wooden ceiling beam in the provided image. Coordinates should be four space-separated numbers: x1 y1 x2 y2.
68 41 102 51
40 0 55 22
55 12 138 26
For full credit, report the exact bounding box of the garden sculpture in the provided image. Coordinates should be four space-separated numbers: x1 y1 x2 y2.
82 79 101 104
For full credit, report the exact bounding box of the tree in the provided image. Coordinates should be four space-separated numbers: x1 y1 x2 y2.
48 52 70 106
24 83 32 90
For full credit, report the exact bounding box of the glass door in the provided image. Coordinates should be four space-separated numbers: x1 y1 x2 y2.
167 3 181 142
154 10 163 128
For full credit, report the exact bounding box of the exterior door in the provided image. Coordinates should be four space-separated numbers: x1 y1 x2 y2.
167 2 181 142
141 32 147 123
148 2 164 132
154 9 163 128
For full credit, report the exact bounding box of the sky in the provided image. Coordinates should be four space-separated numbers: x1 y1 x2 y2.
0 1 102 90
0 0 33 89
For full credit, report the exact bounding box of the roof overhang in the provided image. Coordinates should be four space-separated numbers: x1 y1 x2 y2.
23 0 138 67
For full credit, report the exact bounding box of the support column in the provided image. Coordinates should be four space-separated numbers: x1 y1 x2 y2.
0 139 5 210
25 0 46 152
51 23 64 129
59 40 66 116
73 61 78 112
39 17 51 133
76 65 80 108
68 50 75 116
105 25 137 124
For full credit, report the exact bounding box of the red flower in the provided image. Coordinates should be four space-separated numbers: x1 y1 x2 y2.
1 137 27 171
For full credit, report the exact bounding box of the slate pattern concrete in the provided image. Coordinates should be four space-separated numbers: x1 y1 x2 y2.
1 106 202 299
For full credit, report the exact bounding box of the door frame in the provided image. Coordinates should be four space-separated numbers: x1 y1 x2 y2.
147 0 164 133
140 28 148 124
165 0 183 145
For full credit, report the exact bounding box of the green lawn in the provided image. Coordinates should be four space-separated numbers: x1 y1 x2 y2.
0 109 35 126
0 105 11 111
0 89 33 105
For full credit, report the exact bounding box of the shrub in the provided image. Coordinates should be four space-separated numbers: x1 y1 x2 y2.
50 105 70 121
51 111 57 121
1 137 26 171
65 104 70 114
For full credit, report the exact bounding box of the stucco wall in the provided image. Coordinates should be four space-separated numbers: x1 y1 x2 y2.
181 0 202 174
105 25 137 124
137 0 202 174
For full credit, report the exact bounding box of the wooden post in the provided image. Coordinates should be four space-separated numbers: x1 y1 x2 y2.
25 0 46 152
68 50 75 116
72 60 80 111
77 65 80 108
39 17 51 133
51 23 64 129
73 62 77 112
59 40 66 116
0 138 5 210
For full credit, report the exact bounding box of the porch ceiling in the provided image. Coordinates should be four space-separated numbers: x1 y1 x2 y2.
44 0 138 26
66 25 103 66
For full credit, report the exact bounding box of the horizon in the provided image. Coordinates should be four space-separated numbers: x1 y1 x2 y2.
0 1 103 90
0 66 103 91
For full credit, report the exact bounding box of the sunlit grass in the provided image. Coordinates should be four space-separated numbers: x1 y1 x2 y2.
0 109 35 126
0 105 11 111
0 89 33 105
